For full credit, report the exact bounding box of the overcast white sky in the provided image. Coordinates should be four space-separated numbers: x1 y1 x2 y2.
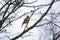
0 0 60 40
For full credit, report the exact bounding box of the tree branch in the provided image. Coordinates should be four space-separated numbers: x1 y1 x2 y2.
11 0 55 40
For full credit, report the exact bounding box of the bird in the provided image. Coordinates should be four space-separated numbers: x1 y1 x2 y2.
21 16 30 28
14 0 23 6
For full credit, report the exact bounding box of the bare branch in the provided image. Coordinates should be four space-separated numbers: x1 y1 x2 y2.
0 1 9 11
11 0 55 40
23 4 50 7
24 0 37 4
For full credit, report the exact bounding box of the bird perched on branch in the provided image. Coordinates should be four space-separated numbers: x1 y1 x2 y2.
14 0 23 6
15 1 20 6
21 16 30 27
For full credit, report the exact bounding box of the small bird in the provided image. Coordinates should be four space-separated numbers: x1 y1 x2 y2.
21 16 30 27
16 1 20 5
15 0 23 6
